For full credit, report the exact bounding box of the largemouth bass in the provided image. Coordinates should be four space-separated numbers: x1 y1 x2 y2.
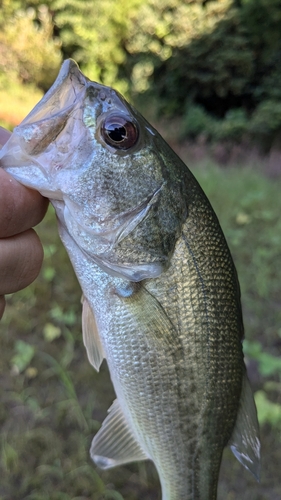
0 60 260 500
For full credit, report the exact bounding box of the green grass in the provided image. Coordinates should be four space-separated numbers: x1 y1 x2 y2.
1 162 281 499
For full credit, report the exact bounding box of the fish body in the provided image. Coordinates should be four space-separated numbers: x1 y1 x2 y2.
0 60 260 499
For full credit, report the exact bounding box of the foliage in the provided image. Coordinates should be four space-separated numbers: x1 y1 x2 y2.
10 340 35 374
51 0 143 95
243 340 281 429
180 104 215 140
212 109 248 142
255 390 281 429
180 106 249 143
126 0 251 109
1 0 281 145
125 0 281 109
0 4 61 90
249 100 281 149
123 0 281 145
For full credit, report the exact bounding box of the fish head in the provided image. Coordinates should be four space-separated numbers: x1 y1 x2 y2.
0 60 188 281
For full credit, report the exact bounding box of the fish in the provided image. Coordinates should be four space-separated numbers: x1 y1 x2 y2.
0 59 260 500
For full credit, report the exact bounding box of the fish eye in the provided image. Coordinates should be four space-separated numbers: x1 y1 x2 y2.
101 114 139 150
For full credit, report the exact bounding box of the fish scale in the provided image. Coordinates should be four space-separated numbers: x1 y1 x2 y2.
101 295 198 499
0 59 260 499
142 211 242 498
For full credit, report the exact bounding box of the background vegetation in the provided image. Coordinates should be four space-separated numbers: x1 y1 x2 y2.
1 0 281 150
0 0 281 499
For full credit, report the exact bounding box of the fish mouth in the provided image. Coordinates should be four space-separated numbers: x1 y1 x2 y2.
62 183 166 282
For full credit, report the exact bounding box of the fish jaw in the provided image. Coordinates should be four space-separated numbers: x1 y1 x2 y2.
0 60 87 198
0 58 129 198
0 59 188 280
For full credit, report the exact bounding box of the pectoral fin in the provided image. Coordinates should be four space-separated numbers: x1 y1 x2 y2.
91 399 149 469
81 296 105 371
229 373 261 481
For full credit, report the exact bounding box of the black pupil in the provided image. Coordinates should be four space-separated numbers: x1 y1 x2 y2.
107 125 126 142
101 114 139 150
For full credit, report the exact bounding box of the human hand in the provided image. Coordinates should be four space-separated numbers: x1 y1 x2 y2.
0 127 49 319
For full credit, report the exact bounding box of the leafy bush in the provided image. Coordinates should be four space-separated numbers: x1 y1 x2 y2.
125 0 281 111
212 109 249 142
124 0 281 146
1 0 281 146
0 5 61 91
181 107 250 144
249 100 281 148
52 0 142 95
181 104 216 140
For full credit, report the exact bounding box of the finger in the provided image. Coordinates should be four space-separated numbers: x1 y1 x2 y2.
0 296 5 319
0 127 11 147
0 169 49 237
0 229 44 295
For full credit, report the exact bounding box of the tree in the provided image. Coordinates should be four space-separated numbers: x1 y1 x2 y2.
0 2 61 91
52 0 143 94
